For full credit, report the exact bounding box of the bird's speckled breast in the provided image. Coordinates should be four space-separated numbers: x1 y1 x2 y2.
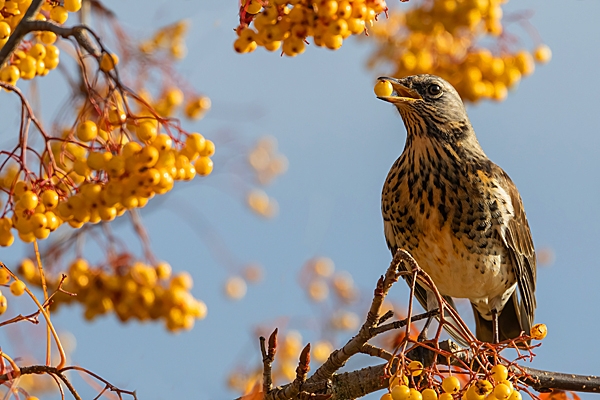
382 138 517 308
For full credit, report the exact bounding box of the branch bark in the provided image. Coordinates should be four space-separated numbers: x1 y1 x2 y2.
0 0 100 66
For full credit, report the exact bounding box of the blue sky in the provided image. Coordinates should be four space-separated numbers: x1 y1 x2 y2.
1 1 600 399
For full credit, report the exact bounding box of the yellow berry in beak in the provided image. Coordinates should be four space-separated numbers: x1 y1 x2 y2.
374 80 393 97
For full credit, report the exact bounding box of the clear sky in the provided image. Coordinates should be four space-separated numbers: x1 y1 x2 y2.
2 1 600 399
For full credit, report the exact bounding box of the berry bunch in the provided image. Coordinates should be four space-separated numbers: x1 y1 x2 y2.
382 368 523 400
248 136 288 185
139 20 189 60
0 119 214 246
367 0 552 102
0 0 85 85
18 258 207 332
235 0 388 56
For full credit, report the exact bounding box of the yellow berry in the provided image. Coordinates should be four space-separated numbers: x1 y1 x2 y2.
186 133 206 153
64 0 82 12
30 212 47 230
155 261 172 280
474 380 493 396
0 230 14 247
530 323 547 340
500 381 513 393
100 53 119 71
439 394 453 400
491 365 508 382
76 120 98 142
507 391 521 400
10 280 26 296
0 21 10 40
224 276 247 300
389 375 409 389
391 385 411 400
40 31 57 44
533 45 552 64
0 65 20 85
245 0 262 14
466 386 484 400
0 268 10 284
0 296 7 315
422 389 438 400
493 384 512 400
39 190 58 209
18 191 38 210
139 146 160 167
382 394 394 400
29 43 46 60
135 120 158 142
375 80 393 97
50 6 68 24
164 87 184 106
408 389 422 400
408 360 424 376
151 133 173 152
442 376 461 394
171 272 193 290
194 157 213 176
18 56 37 76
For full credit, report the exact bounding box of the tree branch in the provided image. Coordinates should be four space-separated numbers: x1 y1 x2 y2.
0 0 100 66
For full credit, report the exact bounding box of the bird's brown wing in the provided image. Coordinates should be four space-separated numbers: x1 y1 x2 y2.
497 169 537 331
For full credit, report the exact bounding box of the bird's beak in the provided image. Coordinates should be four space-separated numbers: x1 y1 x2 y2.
376 77 422 104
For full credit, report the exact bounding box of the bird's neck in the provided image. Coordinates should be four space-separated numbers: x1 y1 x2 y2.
402 115 487 162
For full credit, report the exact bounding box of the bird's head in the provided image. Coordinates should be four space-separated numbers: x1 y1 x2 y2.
377 75 474 142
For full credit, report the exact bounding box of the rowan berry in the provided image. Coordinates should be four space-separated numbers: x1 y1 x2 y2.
375 80 393 97
0 295 7 315
422 389 438 400
493 384 512 400
530 323 547 340
100 53 119 71
391 385 410 400
491 365 508 382
408 360 424 376
76 120 98 142
10 280 26 296
442 376 461 393
50 6 68 24
64 0 82 12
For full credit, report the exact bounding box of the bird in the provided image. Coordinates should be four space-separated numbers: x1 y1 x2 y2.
377 74 536 345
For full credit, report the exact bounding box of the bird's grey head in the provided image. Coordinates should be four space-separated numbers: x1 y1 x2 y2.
377 74 474 142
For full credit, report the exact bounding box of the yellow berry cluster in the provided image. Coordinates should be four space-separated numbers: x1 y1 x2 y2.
248 136 288 185
302 257 358 304
299 257 362 331
138 86 212 121
0 267 28 316
235 0 388 56
18 258 207 332
0 0 84 85
246 189 279 218
382 366 523 400
367 0 552 102
0 120 214 246
139 20 189 60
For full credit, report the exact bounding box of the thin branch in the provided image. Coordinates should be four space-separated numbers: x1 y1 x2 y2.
0 3 100 66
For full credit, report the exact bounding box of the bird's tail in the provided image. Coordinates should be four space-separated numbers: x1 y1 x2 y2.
471 292 531 345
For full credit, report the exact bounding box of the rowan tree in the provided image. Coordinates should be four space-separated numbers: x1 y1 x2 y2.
0 1 594 400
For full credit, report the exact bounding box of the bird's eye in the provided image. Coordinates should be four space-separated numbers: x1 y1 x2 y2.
427 84 443 97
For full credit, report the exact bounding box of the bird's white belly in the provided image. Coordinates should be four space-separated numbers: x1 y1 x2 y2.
407 224 513 303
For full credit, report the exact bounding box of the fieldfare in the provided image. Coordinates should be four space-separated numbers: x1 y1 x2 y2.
378 74 536 345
